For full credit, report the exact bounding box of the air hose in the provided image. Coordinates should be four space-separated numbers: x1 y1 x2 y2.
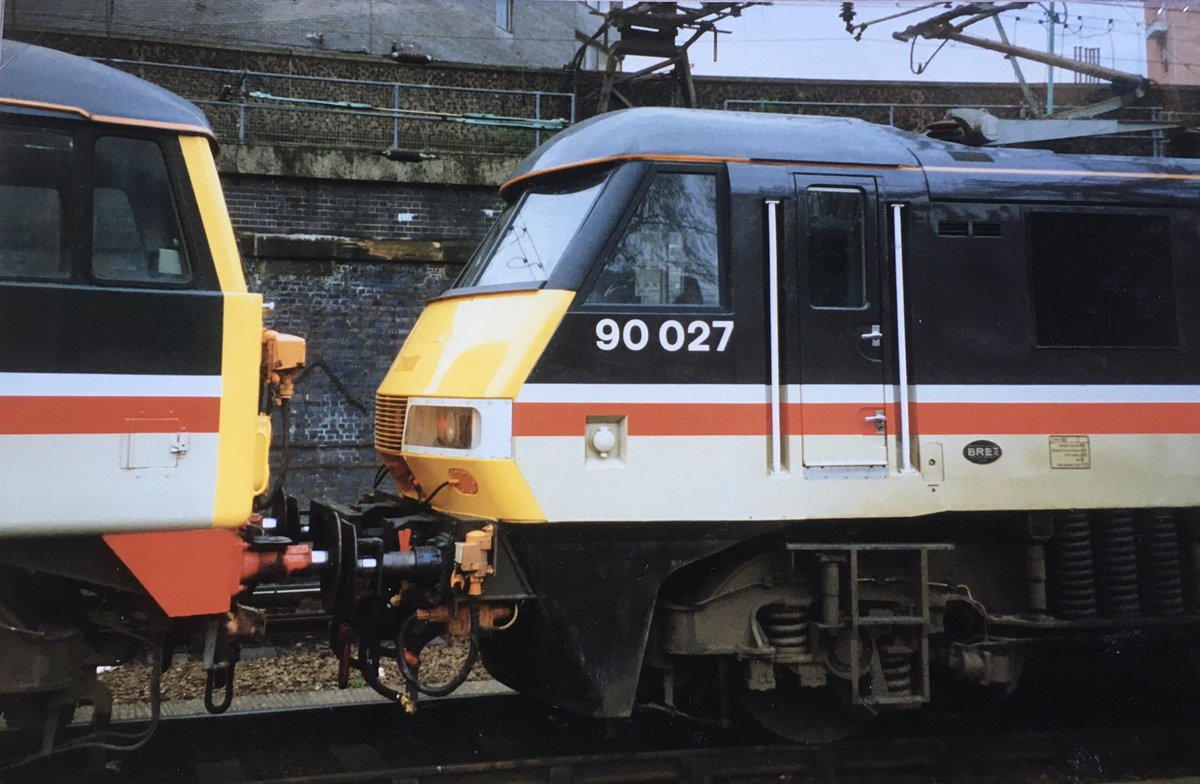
398 605 480 697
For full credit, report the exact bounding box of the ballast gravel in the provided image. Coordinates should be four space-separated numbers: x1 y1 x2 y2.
98 639 489 704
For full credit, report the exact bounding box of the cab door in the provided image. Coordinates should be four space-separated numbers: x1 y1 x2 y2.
793 174 887 469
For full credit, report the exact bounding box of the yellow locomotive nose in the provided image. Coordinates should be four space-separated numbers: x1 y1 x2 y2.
375 288 573 522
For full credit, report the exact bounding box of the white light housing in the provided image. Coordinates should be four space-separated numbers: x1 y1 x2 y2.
401 397 513 459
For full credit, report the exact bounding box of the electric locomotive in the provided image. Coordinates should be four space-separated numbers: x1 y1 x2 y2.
321 106 1200 738
0 41 308 758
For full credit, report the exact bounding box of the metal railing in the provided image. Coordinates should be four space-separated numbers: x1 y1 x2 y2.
100 58 575 157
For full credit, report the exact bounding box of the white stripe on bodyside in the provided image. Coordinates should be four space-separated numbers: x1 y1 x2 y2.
791 384 891 404
518 383 1199 406
517 383 769 404
912 385 1200 404
0 373 223 397
0 433 220 534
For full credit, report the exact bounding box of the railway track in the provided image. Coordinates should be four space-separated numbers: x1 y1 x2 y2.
175 724 1200 784
5 676 1200 784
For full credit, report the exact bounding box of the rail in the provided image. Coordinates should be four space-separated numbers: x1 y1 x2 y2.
98 58 575 157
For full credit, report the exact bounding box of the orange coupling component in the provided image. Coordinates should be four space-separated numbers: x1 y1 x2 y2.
452 524 495 597
240 542 317 584
416 604 513 638
262 328 307 404
225 605 267 641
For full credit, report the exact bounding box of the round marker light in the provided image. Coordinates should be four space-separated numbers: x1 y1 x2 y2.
590 425 617 458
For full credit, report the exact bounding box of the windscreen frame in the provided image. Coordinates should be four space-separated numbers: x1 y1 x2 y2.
435 162 647 301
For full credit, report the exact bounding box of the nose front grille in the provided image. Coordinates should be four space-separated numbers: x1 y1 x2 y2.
375 394 408 453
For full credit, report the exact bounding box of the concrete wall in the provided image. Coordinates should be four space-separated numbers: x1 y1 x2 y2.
223 176 501 242
3 0 587 68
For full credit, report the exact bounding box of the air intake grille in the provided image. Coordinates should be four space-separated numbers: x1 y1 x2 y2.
375 394 408 454
937 220 1002 238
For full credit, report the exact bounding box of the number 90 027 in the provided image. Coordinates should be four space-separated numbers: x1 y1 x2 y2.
594 318 734 352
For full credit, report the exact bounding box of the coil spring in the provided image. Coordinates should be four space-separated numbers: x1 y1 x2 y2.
1051 511 1098 620
1096 510 1140 619
1141 510 1184 617
758 604 810 657
879 648 914 697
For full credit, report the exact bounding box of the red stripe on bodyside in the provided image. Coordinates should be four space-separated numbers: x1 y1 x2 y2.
789 403 899 436
0 396 221 435
913 402 1200 435
514 402 771 437
513 401 1200 437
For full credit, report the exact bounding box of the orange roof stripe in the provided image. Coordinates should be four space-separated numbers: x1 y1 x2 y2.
0 97 212 137
501 154 1200 196
0 97 91 120
500 153 930 194
501 154 749 195
923 164 1200 182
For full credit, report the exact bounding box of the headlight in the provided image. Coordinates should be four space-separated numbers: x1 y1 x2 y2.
396 397 512 459
405 405 480 450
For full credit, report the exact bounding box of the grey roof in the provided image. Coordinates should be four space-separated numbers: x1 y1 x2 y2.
509 108 926 185
507 107 1200 193
0 39 212 134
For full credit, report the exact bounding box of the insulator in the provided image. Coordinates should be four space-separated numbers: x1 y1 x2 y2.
1096 510 1139 619
1050 510 1097 620
1140 510 1184 617
879 648 914 697
758 604 810 657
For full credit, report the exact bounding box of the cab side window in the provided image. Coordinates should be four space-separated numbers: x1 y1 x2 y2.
0 131 72 281
586 172 720 306
92 137 191 283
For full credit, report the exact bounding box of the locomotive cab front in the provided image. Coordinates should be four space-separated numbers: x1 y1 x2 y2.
376 163 631 519
375 157 754 522
0 42 311 762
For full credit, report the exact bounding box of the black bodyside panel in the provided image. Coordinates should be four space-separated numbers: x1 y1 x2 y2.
908 149 1200 385
0 283 223 375
531 155 1200 388
904 202 1200 385
529 312 755 385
